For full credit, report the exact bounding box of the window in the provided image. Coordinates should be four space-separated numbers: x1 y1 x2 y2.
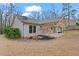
51 27 53 30
29 25 36 33
29 25 32 33
33 26 36 33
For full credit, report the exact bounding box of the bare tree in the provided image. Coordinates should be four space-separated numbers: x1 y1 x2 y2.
6 3 16 26
71 9 77 20
0 8 3 34
62 3 77 26
51 4 57 19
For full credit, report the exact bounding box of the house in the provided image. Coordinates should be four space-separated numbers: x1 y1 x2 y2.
12 15 76 38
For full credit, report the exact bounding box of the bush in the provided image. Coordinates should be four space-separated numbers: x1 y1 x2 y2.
4 27 21 39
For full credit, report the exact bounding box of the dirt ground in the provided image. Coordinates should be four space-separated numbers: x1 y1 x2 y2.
0 30 79 56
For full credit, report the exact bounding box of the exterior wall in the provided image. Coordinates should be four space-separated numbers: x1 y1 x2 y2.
39 22 56 34
56 18 66 32
12 17 24 37
65 20 76 27
23 24 40 37
13 17 66 38
36 25 41 34
69 20 76 26
13 19 31 38
23 24 29 37
13 17 41 37
56 18 76 32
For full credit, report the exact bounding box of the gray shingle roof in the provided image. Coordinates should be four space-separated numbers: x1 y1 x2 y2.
17 15 61 24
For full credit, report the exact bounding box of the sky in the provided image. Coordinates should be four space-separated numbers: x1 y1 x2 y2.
14 3 79 17
0 3 79 19
15 3 62 16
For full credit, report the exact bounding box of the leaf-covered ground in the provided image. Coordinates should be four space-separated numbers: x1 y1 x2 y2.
0 30 79 56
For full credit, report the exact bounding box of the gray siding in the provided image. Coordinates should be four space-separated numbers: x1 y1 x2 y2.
12 17 24 37
23 24 29 37
13 17 41 37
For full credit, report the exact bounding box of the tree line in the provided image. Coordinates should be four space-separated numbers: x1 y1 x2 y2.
0 3 21 34
0 3 77 34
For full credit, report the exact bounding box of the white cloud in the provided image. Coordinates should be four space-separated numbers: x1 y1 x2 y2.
22 12 31 16
25 5 42 12
22 5 42 16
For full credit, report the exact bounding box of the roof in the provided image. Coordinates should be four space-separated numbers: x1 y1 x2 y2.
16 15 65 25
16 15 59 25
20 19 58 25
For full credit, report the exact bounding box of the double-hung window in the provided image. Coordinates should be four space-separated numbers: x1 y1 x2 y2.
29 25 36 33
